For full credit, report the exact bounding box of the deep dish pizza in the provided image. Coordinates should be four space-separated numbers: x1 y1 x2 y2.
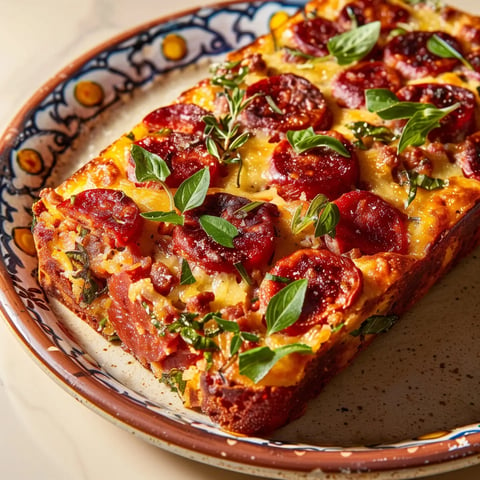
32 0 480 434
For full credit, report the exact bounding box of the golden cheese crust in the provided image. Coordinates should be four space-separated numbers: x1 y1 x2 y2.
33 0 480 434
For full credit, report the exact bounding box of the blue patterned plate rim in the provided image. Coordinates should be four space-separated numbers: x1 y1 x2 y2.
0 1 480 477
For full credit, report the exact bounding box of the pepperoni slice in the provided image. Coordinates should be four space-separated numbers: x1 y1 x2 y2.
290 17 341 58
332 61 402 109
131 132 220 188
455 132 480 181
259 249 363 336
337 0 410 31
268 131 359 201
143 103 209 135
240 73 332 134
58 189 142 247
384 31 463 79
325 190 408 256
171 193 279 274
466 48 480 73
107 272 180 364
396 83 477 143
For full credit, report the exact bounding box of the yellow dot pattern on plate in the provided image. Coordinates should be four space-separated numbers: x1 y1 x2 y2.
74 80 105 107
162 33 188 61
269 10 290 31
16 148 43 174
417 430 450 440
13 227 36 256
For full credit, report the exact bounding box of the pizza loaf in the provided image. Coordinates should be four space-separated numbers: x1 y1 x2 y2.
32 0 480 434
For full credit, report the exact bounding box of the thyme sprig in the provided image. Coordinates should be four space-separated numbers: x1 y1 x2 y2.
204 61 255 187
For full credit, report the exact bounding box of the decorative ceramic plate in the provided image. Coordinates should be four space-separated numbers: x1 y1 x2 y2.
1 1 480 478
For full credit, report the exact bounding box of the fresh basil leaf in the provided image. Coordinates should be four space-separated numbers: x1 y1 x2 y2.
347 121 396 148
141 210 184 225
327 21 381 65
241 332 260 343
174 167 210 213
180 260 196 285
402 170 448 207
214 318 240 333
427 34 473 69
365 89 429 120
199 215 239 248
314 202 340 238
239 343 312 383
130 144 171 182
365 88 400 113
366 88 461 152
283 47 319 61
266 278 308 335
397 103 460 153
230 335 243 356
350 314 399 337
287 127 350 157
374 102 430 121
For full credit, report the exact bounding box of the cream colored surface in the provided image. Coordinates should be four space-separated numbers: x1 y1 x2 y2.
1 0 480 479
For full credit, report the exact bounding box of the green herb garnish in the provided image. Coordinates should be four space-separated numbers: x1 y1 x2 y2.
350 314 399 337
265 273 292 283
141 210 184 225
327 21 381 65
131 144 171 183
365 88 460 153
287 127 351 157
238 343 312 383
166 312 220 351
234 201 264 217
291 193 339 238
204 62 254 187
234 262 253 285
174 167 210 213
66 243 106 305
266 278 308 335
180 260 196 285
401 170 448 207
427 34 473 69
161 369 187 395
199 214 239 248
346 121 397 149
214 317 259 356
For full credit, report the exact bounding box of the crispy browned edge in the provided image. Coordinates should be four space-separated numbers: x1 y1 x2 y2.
33 196 480 434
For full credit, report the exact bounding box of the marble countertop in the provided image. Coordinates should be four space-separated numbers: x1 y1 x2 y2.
1 1 480 479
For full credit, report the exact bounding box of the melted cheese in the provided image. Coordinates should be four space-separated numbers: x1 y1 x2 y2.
33 0 480 389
